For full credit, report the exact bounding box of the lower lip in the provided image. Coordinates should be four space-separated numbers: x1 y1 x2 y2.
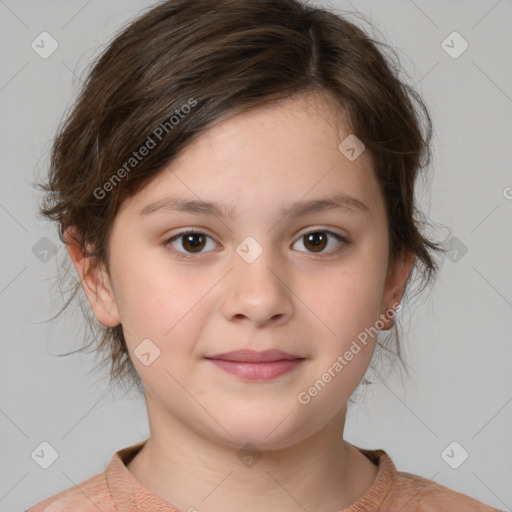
207 359 304 381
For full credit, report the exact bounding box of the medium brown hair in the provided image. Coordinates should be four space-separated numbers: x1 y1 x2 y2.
36 0 448 396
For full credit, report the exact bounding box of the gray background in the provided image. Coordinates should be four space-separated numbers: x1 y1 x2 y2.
1 0 511 510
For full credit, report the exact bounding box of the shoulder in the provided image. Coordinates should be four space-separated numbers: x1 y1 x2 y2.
24 469 116 512
353 447 503 512
386 469 502 512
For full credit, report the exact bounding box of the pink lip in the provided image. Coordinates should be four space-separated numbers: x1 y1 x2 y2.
207 349 301 362
205 350 305 381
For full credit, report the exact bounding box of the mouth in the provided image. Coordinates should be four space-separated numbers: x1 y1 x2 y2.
206 349 303 363
205 349 306 381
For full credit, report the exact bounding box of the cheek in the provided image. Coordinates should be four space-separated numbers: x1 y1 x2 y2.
306 262 385 342
116 268 209 388
297 269 381 411
110 247 197 325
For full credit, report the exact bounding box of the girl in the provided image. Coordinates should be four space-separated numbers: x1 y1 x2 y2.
27 0 503 510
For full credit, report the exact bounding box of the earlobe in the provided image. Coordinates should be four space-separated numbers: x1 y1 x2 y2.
64 227 121 328
379 247 415 330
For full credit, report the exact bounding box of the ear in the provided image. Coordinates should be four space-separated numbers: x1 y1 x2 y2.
64 227 121 327
379 247 415 330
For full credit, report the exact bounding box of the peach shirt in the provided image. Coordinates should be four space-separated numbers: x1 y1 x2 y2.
26 440 503 512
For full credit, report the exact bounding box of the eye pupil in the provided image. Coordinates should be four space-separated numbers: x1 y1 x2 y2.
304 232 327 252
183 233 205 252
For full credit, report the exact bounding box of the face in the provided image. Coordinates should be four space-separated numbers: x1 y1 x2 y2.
72 92 412 451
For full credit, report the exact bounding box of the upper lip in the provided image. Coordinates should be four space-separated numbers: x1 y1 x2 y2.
206 349 303 363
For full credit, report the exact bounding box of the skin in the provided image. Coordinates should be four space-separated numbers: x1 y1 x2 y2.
67 91 415 512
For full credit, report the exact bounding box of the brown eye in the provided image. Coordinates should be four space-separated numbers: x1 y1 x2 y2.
166 230 217 258
304 232 328 252
181 232 206 253
292 230 348 255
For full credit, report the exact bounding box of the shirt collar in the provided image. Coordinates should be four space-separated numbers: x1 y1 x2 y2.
106 440 397 511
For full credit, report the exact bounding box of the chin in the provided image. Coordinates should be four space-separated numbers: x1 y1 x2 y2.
208 412 313 452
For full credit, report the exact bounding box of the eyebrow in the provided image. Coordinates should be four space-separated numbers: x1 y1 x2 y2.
138 192 370 219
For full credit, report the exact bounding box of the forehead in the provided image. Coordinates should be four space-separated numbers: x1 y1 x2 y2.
119 91 384 222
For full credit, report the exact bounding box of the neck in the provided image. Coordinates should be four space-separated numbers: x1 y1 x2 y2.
126 405 379 512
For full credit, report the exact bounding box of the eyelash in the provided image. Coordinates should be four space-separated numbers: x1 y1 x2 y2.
164 229 350 260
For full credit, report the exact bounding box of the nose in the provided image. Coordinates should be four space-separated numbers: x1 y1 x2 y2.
221 244 294 327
